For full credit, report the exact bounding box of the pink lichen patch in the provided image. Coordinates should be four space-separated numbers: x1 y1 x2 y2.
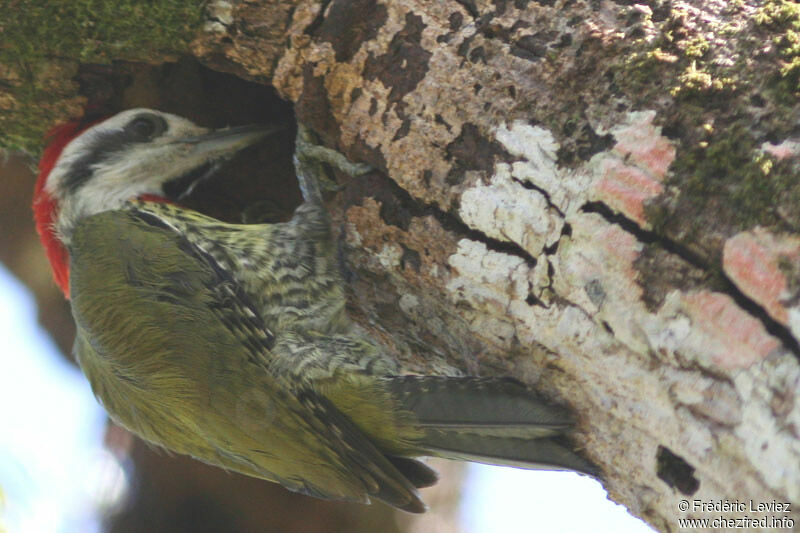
591 111 676 226
570 219 641 281
595 158 665 225
723 228 800 326
612 111 677 178
594 222 643 303
682 291 781 370
598 218 641 268
761 140 800 160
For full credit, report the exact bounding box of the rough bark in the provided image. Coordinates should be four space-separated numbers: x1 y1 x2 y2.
2 1 800 531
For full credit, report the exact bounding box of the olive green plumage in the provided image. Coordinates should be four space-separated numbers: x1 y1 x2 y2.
61 120 596 513
70 202 428 510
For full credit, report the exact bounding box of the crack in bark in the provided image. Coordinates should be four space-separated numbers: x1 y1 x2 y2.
354 171 538 267
453 0 480 20
509 177 571 257
429 208 540 267
544 223 572 256
581 201 800 359
511 176 565 217
207 15 230 27
303 0 333 36
525 258 556 309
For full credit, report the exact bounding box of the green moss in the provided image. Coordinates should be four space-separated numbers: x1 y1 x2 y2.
753 0 800 28
613 47 670 104
613 21 735 103
670 61 737 97
3 2 205 63
613 2 800 245
651 1 800 232
614 1 800 104
754 0 800 99
663 126 800 231
683 37 710 59
0 0 205 152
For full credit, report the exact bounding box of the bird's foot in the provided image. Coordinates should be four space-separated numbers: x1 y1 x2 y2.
294 125 372 203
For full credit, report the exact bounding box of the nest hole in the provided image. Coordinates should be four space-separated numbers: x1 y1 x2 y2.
76 57 300 223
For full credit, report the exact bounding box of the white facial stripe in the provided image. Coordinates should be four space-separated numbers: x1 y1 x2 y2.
46 108 210 245
46 109 208 198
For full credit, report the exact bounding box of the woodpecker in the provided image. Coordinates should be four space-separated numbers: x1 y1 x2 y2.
33 108 597 513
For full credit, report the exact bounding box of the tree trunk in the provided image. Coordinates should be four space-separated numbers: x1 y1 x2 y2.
2 1 799 531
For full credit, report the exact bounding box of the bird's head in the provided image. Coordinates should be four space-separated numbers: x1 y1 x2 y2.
33 108 274 298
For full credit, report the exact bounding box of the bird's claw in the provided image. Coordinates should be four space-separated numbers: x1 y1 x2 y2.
294 125 373 204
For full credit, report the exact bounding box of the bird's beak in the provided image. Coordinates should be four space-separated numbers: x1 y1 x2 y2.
176 124 283 156
163 124 284 202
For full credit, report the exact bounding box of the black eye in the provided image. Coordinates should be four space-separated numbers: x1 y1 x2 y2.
126 113 167 141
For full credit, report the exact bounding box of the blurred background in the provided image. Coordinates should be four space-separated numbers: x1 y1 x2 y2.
0 59 654 532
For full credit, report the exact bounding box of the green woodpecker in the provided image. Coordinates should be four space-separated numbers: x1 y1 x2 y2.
33 109 597 513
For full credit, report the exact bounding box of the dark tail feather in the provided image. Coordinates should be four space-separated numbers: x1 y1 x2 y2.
386 455 440 488
422 432 599 476
386 376 599 477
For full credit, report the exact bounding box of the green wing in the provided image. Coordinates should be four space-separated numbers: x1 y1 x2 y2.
69 208 425 512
